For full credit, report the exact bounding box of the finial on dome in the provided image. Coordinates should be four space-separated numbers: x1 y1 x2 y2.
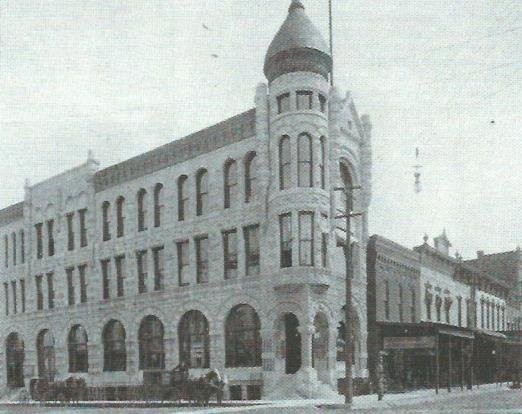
423 233 429 244
289 0 305 12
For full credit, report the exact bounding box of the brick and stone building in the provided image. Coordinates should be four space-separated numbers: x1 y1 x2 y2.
367 232 521 392
0 0 372 399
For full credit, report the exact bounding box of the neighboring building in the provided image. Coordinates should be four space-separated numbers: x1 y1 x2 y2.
367 232 520 392
0 0 373 399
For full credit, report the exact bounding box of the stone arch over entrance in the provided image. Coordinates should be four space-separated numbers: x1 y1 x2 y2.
6 332 24 388
274 313 302 375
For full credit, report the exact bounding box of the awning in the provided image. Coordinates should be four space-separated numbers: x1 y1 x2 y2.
438 327 475 339
474 329 507 340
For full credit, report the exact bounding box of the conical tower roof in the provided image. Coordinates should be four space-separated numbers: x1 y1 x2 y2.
264 0 332 82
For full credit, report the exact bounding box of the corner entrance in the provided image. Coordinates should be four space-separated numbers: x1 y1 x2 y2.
284 313 301 374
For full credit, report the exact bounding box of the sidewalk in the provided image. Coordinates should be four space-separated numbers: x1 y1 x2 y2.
176 383 512 413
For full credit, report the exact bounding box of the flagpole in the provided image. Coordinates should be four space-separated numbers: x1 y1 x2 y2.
329 0 334 86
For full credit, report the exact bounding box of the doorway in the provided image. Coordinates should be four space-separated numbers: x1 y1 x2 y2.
284 313 301 374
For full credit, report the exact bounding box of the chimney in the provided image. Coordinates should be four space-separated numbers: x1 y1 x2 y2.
433 229 451 256
477 250 484 258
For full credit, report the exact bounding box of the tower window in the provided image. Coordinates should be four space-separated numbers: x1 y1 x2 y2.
279 136 291 190
277 93 290 114
79 208 88 247
279 213 292 268
296 90 313 110
298 211 314 266
298 133 313 187
319 94 327 113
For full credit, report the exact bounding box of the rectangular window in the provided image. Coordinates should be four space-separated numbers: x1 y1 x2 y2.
20 279 25 313
47 219 55 257
101 259 111 300
3 283 8 316
411 287 416 323
79 208 88 247
280 213 293 268
4 235 8 267
195 236 209 283
299 212 314 266
296 90 313 110
244 225 260 276
177 241 190 286
153 247 165 291
321 233 328 267
66 213 75 251
319 94 327 113
67 267 75 306
11 281 16 314
36 275 44 311
35 223 43 259
277 93 290 114
223 230 238 279
115 256 125 297
384 280 390 320
12 233 16 266
46 272 54 309
20 230 25 264
78 264 87 303
398 284 403 322
137 250 148 294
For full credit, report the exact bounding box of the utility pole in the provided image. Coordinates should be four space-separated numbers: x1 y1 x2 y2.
335 184 362 407
329 0 334 86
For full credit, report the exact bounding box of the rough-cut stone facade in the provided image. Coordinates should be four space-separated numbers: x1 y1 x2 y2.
0 1 372 399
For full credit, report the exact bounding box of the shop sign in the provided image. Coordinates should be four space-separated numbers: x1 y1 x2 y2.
384 336 436 350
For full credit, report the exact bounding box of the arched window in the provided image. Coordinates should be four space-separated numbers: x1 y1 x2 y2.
179 310 209 368
298 133 313 187
319 137 326 189
137 189 148 231
37 329 55 381
6 332 24 388
244 152 257 203
279 136 291 190
224 160 238 209
225 304 261 367
103 320 126 372
196 169 208 216
177 175 188 221
102 201 111 241
153 183 164 228
116 196 125 238
138 315 164 370
68 325 88 373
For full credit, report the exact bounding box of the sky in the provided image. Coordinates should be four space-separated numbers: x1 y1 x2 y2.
0 0 520 258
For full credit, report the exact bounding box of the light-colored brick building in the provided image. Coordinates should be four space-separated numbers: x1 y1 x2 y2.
0 1 372 399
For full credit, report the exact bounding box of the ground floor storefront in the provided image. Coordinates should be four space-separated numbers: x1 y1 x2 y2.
370 322 517 393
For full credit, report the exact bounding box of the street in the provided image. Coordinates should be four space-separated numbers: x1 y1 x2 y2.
1 385 521 414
